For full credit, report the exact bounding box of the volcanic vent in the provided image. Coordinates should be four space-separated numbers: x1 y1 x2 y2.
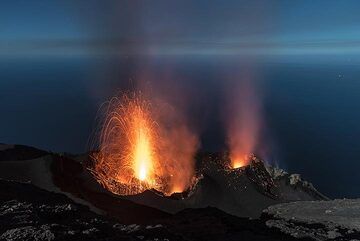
90 92 198 196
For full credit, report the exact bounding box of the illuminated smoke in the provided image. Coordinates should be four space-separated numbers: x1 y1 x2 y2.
226 74 262 168
155 101 199 193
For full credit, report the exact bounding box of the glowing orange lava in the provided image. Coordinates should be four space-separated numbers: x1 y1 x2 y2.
91 94 159 194
91 92 198 196
132 126 153 182
231 154 247 168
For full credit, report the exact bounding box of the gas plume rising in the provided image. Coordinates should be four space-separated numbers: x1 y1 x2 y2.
91 92 198 196
226 77 262 168
155 101 198 193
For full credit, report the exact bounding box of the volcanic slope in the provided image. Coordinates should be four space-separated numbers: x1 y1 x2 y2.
0 144 309 240
0 179 184 241
0 143 326 219
1 179 313 241
124 153 327 218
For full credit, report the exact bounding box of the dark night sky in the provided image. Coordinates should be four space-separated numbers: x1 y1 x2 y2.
1 0 360 56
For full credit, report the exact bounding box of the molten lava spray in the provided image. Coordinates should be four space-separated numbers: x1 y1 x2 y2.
226 76 262 168
92 92 198 195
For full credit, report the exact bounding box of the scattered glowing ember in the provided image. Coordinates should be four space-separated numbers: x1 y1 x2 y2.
91 92 198 196
91 94 158 195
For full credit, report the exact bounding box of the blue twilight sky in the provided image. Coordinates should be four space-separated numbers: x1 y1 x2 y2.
1 0 360 56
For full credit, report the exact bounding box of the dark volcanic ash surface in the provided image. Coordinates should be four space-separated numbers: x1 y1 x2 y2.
0 179 183 241
0 179 305 241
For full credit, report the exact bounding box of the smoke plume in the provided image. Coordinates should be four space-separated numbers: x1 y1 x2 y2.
226 73 263 168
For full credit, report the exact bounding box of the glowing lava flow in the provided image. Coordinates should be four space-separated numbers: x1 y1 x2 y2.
91 92 198 196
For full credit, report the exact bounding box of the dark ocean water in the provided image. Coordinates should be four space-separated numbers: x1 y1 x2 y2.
0 55 359 198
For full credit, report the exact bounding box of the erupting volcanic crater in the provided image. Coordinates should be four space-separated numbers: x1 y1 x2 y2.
85 150 327 218
0 92 334 240
89 92 198 197
87 92 251 200
83 92 327 218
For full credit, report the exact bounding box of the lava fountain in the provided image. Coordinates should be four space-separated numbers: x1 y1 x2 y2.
91 92 198 196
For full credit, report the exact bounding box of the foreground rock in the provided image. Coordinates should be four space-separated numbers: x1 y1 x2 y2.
263 199 360 240
0 179 183 241
166 207 305 241
0 179 305 241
